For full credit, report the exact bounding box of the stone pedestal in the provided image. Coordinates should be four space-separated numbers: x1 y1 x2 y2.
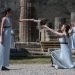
45 30 50 41
40 29 45 41
40 29 50 42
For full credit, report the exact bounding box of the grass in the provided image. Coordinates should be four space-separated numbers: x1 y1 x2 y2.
10 55 51 64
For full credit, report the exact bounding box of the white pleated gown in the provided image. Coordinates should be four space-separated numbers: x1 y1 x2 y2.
51 35 75 69
0 16 11 67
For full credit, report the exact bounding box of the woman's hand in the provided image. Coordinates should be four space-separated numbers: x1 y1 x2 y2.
0 31 4 44
33 19 41 22
0 36 3 44
19 18 34 22
42 25 48 29
0 36 1 43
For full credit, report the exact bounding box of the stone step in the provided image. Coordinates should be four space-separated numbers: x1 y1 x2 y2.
15 42 41 49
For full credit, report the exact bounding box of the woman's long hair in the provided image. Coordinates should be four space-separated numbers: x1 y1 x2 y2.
58 24 70 36
3 8 12 17
57 17 70 36
65 24 70 36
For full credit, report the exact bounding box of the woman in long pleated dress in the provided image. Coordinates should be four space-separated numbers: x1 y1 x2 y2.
43 24 75 69
0 8 35 71
0 8 12 70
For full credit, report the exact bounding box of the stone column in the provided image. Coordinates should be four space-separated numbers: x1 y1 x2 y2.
19 0 35 42
19 0 28 42
54 17 61 31
71 12 75 24
27 0 34 42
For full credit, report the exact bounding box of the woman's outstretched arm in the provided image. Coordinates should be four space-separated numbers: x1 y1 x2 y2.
33 19 41 22
43 25 65 36
19 19 34 22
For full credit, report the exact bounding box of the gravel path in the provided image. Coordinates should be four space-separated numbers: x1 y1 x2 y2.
0 64 75 75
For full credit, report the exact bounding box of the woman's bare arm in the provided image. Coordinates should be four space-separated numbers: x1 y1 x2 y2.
1 18 6 35
19 19 41 22
0 17 6 43
19 19 34 22
43 25 65 36
13 18 34 22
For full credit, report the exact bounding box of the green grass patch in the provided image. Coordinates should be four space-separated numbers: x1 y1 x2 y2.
10 55 51 64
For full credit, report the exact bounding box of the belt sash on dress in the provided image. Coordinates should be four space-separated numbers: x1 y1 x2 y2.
3 26 11 28
59 42 68 44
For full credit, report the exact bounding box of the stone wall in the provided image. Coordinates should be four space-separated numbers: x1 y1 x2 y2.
0 0 75 42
